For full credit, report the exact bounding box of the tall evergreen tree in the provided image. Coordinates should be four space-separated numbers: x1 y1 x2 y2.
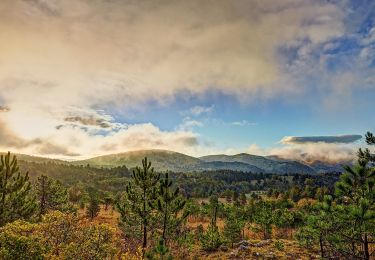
36 175 73 218
156 172 187 246
223 211 243 248
0 152 36 226
117 157 160 252
334 159 374 259
86 192 100 220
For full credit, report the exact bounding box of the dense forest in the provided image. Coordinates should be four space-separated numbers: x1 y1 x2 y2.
0 132 374 259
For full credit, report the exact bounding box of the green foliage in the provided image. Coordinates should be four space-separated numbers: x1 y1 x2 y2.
156 172 187 245
117 157 160 250
296 195 337 257
0 152 36 227
274 240 284 251
200 224 223 252
86 193 100 220
251 200 274 239
0 220 45 260
223 212 243 248
0 211 118 260
36 175 75 218
145 239 173 260
297 132 375 259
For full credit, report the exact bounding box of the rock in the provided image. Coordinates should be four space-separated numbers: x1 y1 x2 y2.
235 240 250 247
238 244 249 251
254 239 272 247
252 251 263 257
219 245 229 252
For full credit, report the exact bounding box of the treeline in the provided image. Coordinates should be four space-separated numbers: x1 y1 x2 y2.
20 159 340 200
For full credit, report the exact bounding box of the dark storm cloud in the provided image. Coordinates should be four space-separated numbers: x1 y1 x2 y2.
64 116 111 128
281 135 362 144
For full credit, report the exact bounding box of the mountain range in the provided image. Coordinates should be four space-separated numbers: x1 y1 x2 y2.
71 149 347 174
3 149 348 174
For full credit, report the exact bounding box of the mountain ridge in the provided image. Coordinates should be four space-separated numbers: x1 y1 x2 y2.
1 149 346 174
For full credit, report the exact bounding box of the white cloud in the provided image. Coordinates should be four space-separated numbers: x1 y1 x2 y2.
270 143 358 164
0 0 369 159
189 105 214 116
178 117 203 131
231 120 257 127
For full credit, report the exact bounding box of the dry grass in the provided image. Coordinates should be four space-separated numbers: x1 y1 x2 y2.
77 205 319 259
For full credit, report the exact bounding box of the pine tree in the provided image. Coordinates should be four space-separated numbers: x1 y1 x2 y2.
200 195 223 251
117 157 160 252
223 212 242 248
296 196 337 258
156 172 187 246
36 175 73 218
0 152 36 226
252 200 274 239
334 158 374 259
86 193 100 220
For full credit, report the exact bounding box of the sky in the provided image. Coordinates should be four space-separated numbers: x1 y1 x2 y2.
0 0 374 162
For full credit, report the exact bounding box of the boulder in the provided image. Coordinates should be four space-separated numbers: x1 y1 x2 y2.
238 244 249 251
254 239 272 247
234 240 252 248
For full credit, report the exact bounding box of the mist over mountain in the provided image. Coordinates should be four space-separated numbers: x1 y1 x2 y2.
71 149 343 174
2 149 347 174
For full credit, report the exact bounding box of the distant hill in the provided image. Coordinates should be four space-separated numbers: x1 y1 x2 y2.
200 153 316 174
0 152 66 164
2 149 346 174
72 149 202 172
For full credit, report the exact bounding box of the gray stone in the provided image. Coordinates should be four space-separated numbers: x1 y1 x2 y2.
239 244 249 251
254 239 272 247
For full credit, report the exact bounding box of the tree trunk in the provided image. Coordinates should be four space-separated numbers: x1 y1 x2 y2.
364 233 369 260
142 188 147 252
319 235 325 258
162 204 168 244
39 177 46 218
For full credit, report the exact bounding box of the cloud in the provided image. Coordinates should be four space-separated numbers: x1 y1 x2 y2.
0 118 79 156
280 135 362 144
178 117 203 131
189 105 214 116
0 0 347 111
271 134 363 163
0 117 201 159
0 0 370 159
231 120 257 127
0 106 10 112
270 143 357 164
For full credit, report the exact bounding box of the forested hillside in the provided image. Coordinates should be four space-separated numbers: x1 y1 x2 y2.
0 132 373 259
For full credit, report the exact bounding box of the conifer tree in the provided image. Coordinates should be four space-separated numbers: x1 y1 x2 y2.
334 158 374 259
86 192 100 220
117 157 160 252
296 196 337 258
223 212 242 248
200 195 223 251
0 152 36 226
36 175 73 218
156 172 187 246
